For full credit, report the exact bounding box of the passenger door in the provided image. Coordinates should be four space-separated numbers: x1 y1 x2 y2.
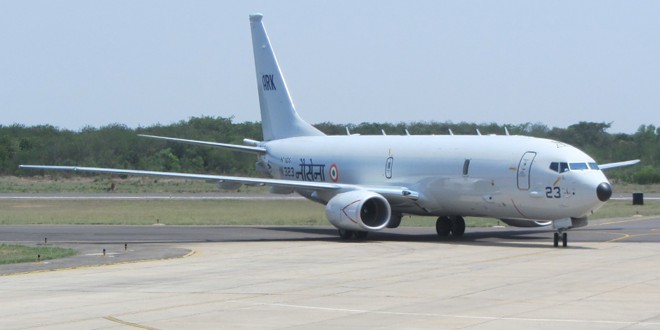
517 152 537 190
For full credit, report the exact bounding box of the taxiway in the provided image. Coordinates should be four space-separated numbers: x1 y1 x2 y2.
1 217 660 329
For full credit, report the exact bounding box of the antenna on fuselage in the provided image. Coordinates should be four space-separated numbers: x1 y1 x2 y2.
448 129 454 136
476 129 482 136
345 127 360 136
504 127 510 136
405 129 411 136
381 129 387 136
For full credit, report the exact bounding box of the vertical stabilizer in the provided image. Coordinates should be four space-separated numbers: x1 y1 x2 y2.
249 13 325 141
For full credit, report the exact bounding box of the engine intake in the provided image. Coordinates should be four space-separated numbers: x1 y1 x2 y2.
325 190 391 231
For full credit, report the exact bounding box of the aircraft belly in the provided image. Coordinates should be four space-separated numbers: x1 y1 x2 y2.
414 176 515 217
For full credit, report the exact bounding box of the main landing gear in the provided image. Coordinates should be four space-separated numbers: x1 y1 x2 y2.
553 231 568 247
436 216 465 237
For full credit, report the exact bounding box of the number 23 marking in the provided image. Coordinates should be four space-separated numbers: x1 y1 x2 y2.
545 186 561 198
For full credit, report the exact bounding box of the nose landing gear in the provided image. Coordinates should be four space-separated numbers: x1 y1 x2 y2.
553 231 568 247
551 217 587 248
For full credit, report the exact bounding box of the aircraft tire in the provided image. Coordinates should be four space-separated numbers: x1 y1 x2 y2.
553 233 559 247
451 216 466 236
338 229 355 240
436 216 452 236
562 233 568 247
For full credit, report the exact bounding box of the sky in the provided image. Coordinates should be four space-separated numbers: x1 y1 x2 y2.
1 1 659 134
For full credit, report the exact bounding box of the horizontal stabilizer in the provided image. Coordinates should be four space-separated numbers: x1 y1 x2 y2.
599 159 640 170
138 134 266 154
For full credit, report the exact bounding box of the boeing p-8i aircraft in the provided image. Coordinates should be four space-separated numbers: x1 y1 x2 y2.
21 14 639 247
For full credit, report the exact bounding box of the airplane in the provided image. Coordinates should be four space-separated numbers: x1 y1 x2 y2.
20 13 640 247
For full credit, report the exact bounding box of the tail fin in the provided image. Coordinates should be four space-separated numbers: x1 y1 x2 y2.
249 13 325 141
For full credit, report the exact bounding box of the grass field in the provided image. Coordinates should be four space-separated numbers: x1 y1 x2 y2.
0 244 77 265
0 176 253 194
1 176 659 227
1 199 658 227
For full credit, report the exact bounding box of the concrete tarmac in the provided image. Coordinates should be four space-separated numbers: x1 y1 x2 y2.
1 217 660 329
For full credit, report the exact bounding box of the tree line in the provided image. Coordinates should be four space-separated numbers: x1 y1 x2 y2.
1 117 658 183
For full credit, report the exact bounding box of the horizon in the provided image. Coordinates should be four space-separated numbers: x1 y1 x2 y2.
3 115 653 136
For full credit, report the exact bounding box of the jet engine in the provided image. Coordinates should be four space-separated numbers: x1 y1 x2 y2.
499 219 553 228
325 190 391 232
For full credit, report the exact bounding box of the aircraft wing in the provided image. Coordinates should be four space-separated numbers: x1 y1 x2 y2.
599 159 640 170
18 165 419 201
138 134 267 154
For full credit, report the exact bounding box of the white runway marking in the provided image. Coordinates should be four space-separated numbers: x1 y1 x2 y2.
233 301 660 327
612 197 660 201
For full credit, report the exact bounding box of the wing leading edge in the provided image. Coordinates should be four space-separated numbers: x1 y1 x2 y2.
599 159 640 170
18 165 419 201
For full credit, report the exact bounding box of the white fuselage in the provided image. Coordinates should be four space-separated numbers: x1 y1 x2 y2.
261 135 609 221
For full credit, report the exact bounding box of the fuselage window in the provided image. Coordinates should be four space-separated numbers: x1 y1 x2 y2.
550 162 572 173
549 162 559 172
589 162 599 170
569 162 589 170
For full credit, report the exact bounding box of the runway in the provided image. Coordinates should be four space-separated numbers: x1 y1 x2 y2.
1 217 660 329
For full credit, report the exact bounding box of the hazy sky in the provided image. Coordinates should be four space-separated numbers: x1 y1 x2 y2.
2 1 658 134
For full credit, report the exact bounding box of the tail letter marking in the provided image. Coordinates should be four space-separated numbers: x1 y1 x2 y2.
262 74 276 91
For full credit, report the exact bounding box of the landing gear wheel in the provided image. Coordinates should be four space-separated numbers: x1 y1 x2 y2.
436 216 451 236
338 229 354 240
553 232 568 247
450 216 466 237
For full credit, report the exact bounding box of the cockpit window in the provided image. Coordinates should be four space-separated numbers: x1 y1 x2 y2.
569 162 589 170
549 162 570 173
589 162 599 170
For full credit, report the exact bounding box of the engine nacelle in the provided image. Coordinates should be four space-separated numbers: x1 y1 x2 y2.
500 219 553 228
325 190 391 232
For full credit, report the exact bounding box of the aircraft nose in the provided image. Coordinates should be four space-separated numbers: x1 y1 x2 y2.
596 182 612 202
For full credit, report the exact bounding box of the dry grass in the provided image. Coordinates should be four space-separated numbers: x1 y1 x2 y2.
1 199 656 227
0 199 326 226
0 176 268 194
